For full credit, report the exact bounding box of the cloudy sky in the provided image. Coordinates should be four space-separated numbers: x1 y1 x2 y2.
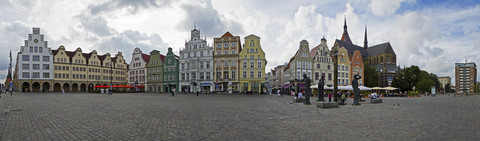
1 0 479 85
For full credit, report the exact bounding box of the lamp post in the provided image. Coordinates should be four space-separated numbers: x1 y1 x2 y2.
110 63 113 95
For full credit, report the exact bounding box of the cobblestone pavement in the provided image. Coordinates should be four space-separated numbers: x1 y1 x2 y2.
0 92 478 141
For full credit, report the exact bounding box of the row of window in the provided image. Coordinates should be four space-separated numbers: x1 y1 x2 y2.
22 72 49 78
316 64 331 69
129 76 145 82
314 72 332 81
241 61 263 68
369 56 395 65
296 71 311 80
22 55 50 62
216 42 237 48
216 50 237 55
243 55 262 59
315 56 331 63
164 67 176 72
338 65 349 71
148 67 163 74
181 72 212 81
181 61 211 70
186 43 206 50
29 46 44 53
296 61 312 69
240 70 263 78
164 74 177 81
22 64 49 70
181 50 211 59
130 69 146 75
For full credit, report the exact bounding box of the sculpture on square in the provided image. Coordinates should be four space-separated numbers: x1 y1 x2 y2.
352 74 361 105
317 76 325 101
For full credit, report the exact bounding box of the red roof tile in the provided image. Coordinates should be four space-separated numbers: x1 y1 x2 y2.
221 31 234 38
142 53 150 63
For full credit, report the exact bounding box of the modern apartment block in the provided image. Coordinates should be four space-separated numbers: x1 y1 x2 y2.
455 62 477 93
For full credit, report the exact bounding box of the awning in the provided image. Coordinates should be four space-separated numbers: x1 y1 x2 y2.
282 84 293 88
297 83 305 88
200 83 212 86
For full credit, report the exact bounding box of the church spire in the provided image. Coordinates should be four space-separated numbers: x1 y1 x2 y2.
343 16 347 33
364 24 368 49
340 15 352 44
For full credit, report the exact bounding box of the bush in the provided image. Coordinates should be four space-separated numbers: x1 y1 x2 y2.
408 91 419 97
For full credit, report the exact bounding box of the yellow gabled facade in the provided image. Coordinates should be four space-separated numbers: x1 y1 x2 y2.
337 47 351 86
239 34 267 93
52 46 128 92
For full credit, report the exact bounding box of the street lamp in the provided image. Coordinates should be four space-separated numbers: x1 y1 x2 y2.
110 62 113 95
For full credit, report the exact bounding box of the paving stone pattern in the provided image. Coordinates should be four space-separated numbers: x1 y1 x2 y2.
0 93 478 140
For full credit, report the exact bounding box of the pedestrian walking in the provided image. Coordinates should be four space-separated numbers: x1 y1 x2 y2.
341 92 346 105
277 90 281 96
196 90 199 96
328 92 332 102
62 88 65 95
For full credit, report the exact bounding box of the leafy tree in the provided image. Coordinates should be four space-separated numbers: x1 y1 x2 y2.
416 79 435 93
391 73 410 92
391 65 441 93
363 62 378 87
445 83 451 93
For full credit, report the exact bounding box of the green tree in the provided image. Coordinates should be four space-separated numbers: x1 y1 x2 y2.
416 79 435 93
391 73 409 92
445 83 451 93
364 63 379 87
391 65 441 92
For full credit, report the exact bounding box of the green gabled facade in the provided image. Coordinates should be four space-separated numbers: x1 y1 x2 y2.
163 47 179 93
146 50 165 93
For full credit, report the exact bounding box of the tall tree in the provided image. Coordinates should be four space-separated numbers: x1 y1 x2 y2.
363 62 378 87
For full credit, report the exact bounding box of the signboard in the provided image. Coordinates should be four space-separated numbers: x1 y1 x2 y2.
431 86 436 95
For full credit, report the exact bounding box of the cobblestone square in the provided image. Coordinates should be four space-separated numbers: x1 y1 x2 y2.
0 93 478 140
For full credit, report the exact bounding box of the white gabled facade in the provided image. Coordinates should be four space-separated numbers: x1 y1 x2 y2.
311 37 334 86
16 28 54 92
179 27 214 93
128 47 149 91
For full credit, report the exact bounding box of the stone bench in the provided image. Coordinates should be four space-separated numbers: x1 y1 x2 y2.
317 102 339 108
293 98 305 103
370 99 382 104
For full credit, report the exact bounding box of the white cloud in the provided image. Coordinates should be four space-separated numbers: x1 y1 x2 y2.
369 0 414 16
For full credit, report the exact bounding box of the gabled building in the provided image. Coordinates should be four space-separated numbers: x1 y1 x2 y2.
333 18 400 87
336 47 351 85
51 46 127 92
15 28 54 92
163 47 179 93
147 50 165 93
128 47 149 91
310 37 334 86
350 50 364 85
179 27 214 93
213 31 242 93
271 64 287 91
238 34 267 93
284 40 313 93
